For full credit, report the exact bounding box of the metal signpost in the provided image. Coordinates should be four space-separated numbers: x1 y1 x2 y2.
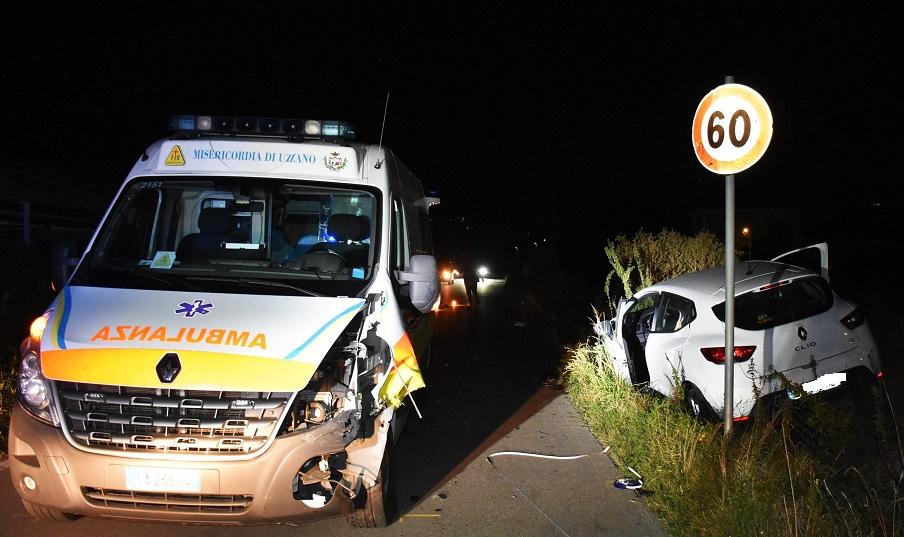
692 77 773 434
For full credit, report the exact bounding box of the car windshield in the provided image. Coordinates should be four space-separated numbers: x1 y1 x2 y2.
71 177 379 297
712 276 833 330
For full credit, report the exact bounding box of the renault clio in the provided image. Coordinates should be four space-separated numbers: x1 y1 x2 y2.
599 244 882 421
10 115 440 527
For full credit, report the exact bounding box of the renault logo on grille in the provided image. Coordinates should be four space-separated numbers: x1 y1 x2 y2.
156 353 182 383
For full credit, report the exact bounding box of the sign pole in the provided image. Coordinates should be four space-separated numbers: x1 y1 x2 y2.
724 178 735 435
691 76 772 437
723 74 736 436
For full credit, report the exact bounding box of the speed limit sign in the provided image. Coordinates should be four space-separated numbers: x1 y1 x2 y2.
692 83 773 174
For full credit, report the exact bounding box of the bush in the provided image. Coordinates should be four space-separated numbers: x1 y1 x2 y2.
603 229 724 314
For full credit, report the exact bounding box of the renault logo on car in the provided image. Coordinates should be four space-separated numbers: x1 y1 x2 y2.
156 353 182 383
795 327 815 352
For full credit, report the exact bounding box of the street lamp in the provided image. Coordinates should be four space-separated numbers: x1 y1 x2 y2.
741 227 752 261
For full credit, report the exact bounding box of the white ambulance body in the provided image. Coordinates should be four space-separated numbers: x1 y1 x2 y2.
10 116 439 526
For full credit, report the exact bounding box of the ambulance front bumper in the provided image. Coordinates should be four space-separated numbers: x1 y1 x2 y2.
8 404 355 524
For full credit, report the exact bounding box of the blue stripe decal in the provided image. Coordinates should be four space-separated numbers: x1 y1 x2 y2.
285 302 363 360
57 287 72 350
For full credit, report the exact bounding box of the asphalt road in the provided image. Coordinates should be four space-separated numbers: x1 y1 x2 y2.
1 278 668 536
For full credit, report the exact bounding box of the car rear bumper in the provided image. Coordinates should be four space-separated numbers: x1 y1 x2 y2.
7 403 354 524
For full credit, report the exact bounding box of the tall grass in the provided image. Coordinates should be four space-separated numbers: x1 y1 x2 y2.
565 338 897 537
0 353 16 459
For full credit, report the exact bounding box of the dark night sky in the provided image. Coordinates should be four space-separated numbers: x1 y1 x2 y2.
2 6 902 274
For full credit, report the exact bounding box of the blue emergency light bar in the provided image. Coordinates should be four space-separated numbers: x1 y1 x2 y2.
168 114 356 140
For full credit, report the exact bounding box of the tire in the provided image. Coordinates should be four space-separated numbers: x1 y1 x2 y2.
346 439 395 528
21 499 79 521
685 385 719 422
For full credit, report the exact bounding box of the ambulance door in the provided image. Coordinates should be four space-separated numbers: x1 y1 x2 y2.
390 196 435 369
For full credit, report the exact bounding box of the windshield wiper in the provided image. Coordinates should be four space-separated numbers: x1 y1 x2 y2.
101 265 206 291
185 276 323 297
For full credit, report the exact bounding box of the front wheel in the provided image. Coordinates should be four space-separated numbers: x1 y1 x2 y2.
346 440 395 527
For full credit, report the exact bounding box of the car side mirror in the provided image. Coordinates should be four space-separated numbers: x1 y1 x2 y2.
593 318 615 339
397 254 439 313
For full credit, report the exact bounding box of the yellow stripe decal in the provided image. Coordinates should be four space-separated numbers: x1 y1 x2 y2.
50 288 71 349
42 348 317 392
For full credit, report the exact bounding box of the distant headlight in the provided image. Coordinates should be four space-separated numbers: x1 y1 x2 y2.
478 266 488 277
442 270 452 281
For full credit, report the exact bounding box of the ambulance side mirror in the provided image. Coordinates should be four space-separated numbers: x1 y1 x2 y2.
397 254 440 313
51 239 83 290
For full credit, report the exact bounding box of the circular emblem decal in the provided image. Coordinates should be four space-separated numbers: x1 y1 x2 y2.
324 151 348 172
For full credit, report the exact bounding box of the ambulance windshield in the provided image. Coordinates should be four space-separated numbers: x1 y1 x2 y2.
71 178 379 296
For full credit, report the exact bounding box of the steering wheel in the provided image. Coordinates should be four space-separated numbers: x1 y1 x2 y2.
298 249 349 273
319 249 348 265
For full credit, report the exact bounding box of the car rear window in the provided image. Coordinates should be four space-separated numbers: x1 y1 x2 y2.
712 277 833 330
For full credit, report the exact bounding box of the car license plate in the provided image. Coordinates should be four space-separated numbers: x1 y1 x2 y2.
801 372 846 395
125 467 200 492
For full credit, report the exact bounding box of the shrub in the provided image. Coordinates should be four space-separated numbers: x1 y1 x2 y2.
603 229 724 314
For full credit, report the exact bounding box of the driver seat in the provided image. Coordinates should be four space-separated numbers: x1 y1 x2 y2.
176 207 233 262
308 214 371 267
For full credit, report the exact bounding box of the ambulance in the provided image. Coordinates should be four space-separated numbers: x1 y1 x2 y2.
9 115 440 527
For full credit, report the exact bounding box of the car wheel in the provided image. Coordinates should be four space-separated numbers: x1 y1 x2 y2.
21 499 80 521
347 439 395 527
685 385 719 422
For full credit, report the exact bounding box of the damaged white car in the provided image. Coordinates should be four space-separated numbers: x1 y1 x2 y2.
598 244 882 421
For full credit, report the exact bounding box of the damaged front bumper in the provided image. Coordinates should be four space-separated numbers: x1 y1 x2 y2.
7 403 392 524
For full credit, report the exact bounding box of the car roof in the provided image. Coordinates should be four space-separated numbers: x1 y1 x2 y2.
645 261 818 305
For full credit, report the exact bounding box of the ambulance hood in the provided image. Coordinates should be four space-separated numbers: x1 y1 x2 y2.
39 286 365 392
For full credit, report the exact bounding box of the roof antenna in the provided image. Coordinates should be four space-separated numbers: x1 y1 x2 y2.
374 90 390 169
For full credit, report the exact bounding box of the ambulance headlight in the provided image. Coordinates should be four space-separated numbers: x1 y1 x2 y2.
17 351 59 426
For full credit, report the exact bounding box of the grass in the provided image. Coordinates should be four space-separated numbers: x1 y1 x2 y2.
1 354 16 459
565 339 902 537
0 244 55 460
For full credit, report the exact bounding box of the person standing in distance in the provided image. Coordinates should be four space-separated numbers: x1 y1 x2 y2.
463 257 480 306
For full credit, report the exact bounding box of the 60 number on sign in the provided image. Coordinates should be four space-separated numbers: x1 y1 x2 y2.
692 84 773 175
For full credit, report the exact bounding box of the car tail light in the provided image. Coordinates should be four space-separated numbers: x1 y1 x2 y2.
841 307 864 329
700 346 757 364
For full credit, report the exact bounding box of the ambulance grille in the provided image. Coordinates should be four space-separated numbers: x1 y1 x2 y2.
56 382 291 455
82 487 253 513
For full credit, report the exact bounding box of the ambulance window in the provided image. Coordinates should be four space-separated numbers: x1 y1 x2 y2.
107 188 162 261
391 197 433 272
402 200 433 256
404 200 433 256
391 198 409 271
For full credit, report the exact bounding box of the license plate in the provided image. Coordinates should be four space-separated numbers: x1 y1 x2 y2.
125 467 200 492
802 372 846 395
